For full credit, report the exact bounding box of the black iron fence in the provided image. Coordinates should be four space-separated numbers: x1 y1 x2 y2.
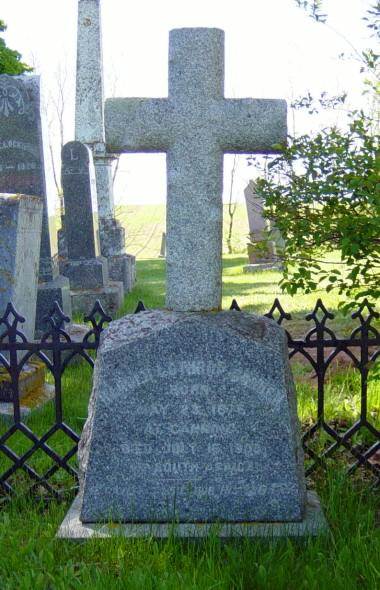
0 298 379 499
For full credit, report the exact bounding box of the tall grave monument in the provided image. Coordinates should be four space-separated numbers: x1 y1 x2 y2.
0 75 72 334
59 28 326 539
75 0 136 292
61 141 123 314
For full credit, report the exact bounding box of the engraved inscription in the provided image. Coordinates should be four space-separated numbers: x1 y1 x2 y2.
117 373 269 504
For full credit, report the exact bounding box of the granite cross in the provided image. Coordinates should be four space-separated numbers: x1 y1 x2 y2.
105 28 287 311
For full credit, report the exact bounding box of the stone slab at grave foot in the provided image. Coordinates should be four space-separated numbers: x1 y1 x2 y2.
58 310 327 538
61 141 123 315
0 74 72 336
58 490 326 539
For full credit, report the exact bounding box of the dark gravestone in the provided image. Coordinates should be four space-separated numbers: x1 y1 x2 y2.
62 142 108 290
61 141 123 313
79 310 306 524
0 75 71 333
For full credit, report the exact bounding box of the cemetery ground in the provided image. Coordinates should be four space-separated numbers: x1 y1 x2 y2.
0 251 379 589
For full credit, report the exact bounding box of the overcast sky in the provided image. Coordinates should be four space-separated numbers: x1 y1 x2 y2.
1 0 374 205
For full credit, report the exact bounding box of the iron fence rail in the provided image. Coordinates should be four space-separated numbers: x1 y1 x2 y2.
0 298 379 498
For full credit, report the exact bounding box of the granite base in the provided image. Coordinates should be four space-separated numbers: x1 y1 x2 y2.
70 281 124 315
63 258 109 290
57 491 328 540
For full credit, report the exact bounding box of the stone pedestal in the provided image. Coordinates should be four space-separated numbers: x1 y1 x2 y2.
63 257 109 291
62 309 326 536
70 281 124 316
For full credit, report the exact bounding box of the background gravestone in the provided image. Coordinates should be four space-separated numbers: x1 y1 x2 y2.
0 194 42 341
0 75 71 334
243 180 281 273
61 141 124 314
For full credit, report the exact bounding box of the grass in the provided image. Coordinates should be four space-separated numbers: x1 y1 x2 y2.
0 473 378 590
120 255 366 336
0 252 379 589
117 203 250 259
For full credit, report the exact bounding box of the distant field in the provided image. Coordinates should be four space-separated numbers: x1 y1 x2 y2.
116 203 250 259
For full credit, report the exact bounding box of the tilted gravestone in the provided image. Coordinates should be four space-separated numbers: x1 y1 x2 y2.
59 28 327 539
61 141 124 314
75 0 136 292
0 75 71 334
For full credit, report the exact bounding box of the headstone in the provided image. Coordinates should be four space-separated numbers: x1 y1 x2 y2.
0 194 53 410
0 75 72 334
105 28 287 311
243 180 280 273
75 0 136 291
59 27 327 540
61 141 123 314
0 193 42 341
79 311 307 523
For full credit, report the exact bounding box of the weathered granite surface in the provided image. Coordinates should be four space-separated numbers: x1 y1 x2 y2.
0 193 42 341
75 0 104 145
105 28 287 311
79 310 306 524
0 74 72 332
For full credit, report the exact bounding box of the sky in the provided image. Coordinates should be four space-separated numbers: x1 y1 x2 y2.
1 0 375 206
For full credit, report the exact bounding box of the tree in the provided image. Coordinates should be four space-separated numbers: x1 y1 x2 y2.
254 2 379 310
226 155 238 255
0 20 32 75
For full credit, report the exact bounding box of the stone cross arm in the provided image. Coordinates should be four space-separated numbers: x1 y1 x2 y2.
105 97 287 154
